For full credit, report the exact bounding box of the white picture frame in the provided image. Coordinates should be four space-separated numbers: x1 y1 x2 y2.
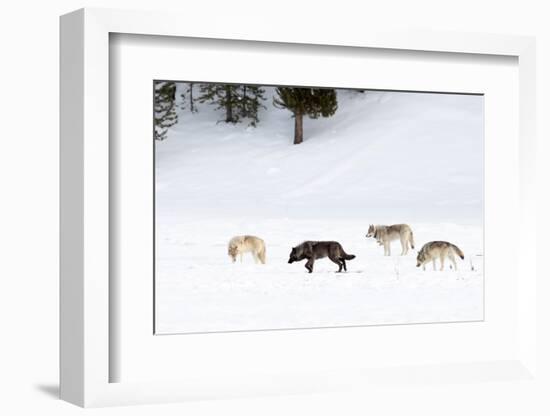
60 8 537 407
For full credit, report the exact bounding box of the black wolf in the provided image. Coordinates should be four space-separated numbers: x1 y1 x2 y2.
287 241 356 273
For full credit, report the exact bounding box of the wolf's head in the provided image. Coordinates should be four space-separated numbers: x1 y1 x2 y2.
228 245 238 262
366 224 376 238
288 247 299 263
288 243 311 263
416 249 427 267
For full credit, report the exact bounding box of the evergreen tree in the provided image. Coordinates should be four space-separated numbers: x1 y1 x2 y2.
154 81 177 141
198 83 266 126
177 83 186 111
198 84 241 123
177 82 201 113
273 87 338 144
240 85 266 127
186 82 199 113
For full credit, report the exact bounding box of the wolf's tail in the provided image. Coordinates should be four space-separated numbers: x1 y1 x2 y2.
451 244 465 260
409 231 415 250
342 253 356 260
258 245 266 264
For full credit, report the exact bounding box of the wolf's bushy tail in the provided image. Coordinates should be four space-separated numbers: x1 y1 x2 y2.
258 245 266 264
451 244 465 260
409 231 415 250
336 242 356 260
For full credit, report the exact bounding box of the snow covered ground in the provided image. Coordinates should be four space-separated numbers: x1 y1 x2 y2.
155 88 484 334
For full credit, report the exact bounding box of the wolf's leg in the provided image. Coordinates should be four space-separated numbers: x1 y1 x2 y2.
432 259 436 271
400 238 407 255
423 264 426 271
340 259 347 272
252 252 258 263
384 243 391 256
329 255 343 272
240 253 243 263
305 258 314 273
439 253 445 271
449 254 457 271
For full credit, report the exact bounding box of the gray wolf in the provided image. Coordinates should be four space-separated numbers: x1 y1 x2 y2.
366 224 415 256
287 241 356 273
416 241 464 271
227 235 266 264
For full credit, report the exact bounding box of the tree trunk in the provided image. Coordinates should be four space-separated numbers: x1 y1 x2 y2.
225 86 233 123
242 85 248 117
189 83 195 113
294 112 304 144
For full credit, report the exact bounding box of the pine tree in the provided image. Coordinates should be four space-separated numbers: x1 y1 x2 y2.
198 84 241 123
177 83 186 111
186 82 199 113
240 85 266 127
177 82 200 113
154 81 177 141
198 83 266 126
273 87 338 144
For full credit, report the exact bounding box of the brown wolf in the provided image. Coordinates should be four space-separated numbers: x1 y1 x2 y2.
287 241 356 273
227 235 266 264
416 241 464 271
366 224 415 256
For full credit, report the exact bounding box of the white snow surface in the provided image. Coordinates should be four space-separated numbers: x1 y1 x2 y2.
155 89 484 334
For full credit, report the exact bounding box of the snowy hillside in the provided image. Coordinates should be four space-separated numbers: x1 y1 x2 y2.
156 89 483 222
155 88 484 334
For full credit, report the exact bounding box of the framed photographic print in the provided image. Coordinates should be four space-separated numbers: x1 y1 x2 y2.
60 8 538 408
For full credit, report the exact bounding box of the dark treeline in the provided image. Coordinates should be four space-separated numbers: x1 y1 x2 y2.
154 81 351 144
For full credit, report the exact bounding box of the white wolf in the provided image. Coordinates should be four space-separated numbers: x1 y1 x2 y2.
416 241 465 271
227 235 266 264
366 224 415 256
